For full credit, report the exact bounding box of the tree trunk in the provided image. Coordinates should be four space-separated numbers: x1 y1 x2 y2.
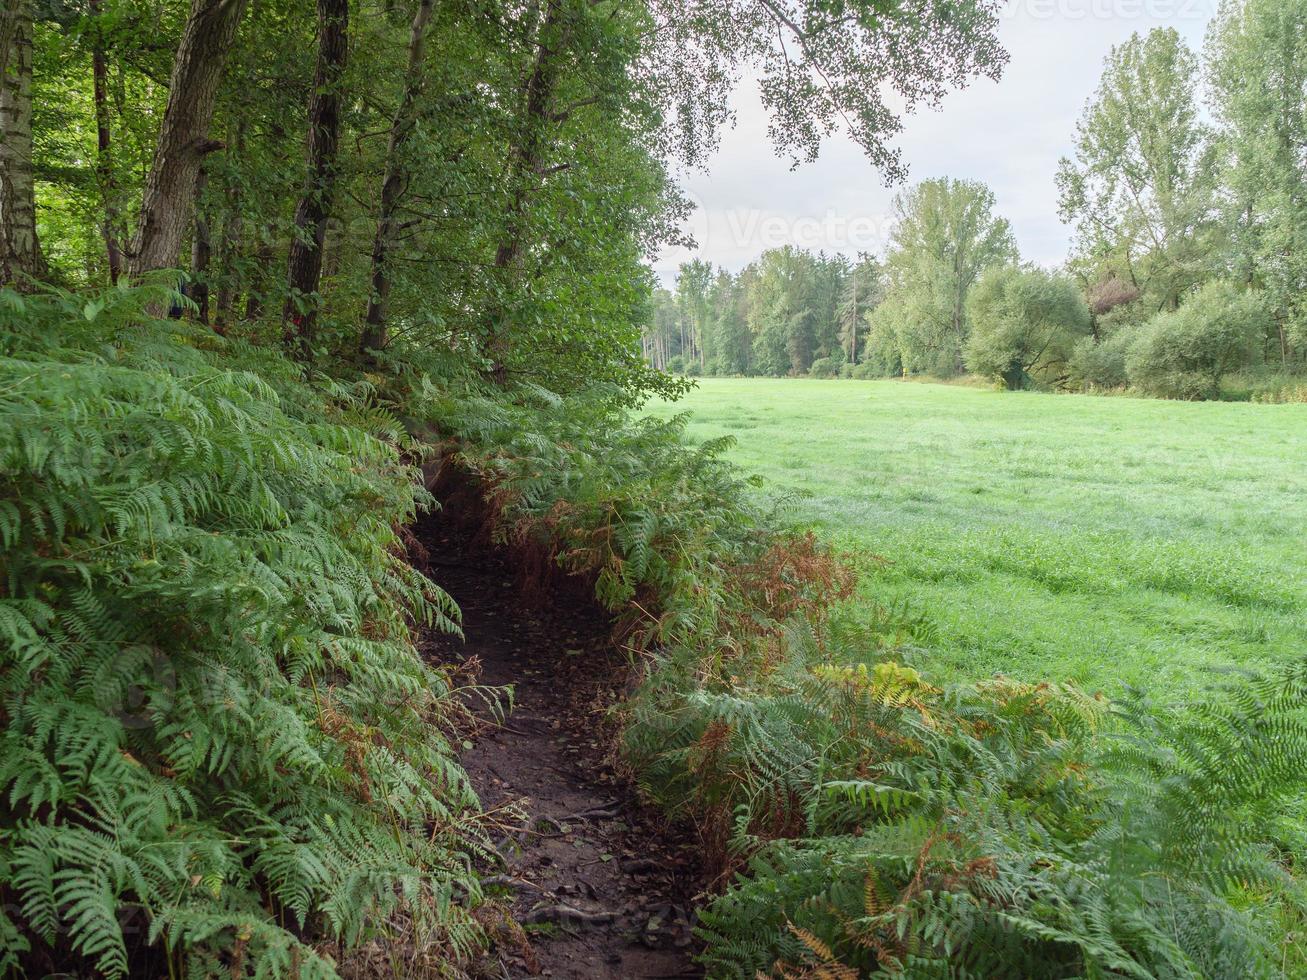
213 118 246 333
128 0 248 275
0 5 16 84
849 273 858 362
189 167 212 323
243 233 274 320
283 0 348 360
0 2 46 288
90 0 124 282
485 0 567 380
359 0 433 357
213 194 240 330
213 217 237 332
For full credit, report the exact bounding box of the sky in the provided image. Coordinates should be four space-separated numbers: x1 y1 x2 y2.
654 0 1215 283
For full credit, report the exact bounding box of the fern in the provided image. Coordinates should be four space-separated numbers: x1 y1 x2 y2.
0 283 486 976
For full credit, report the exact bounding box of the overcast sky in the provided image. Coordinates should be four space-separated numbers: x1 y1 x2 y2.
654 0 1214 284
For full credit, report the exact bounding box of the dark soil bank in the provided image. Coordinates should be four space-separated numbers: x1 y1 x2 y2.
416 513 704 979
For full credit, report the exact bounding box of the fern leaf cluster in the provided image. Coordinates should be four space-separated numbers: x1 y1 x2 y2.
0 284 486 976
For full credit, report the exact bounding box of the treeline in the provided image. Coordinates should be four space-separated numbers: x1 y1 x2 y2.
644 249 881 377
16 0 691 395
10 0 1010 396
649 15 1307 400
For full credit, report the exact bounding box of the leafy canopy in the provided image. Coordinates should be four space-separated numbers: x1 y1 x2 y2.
965 264 1091 389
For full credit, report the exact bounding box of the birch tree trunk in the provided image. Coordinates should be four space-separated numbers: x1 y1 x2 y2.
485 0 567 380
0 1 46 287
128 0 248 275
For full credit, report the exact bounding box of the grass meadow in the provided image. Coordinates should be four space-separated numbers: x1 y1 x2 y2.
650 378 1307 700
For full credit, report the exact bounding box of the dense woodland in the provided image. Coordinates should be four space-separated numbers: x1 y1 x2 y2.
4 0 1307 976
647 20 1307 399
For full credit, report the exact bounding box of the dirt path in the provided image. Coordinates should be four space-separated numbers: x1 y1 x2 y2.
417 516 704 979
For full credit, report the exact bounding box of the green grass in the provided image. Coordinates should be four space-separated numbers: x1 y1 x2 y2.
649 378 1307 700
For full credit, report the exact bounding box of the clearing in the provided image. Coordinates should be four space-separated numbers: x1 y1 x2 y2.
649 378 1307 700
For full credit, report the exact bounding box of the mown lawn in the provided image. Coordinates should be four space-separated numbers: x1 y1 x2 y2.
649 378 1307 700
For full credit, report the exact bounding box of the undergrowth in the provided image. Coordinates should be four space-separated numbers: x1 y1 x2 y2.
420 378 1307 978
5 282 1305 977
0 283 491 977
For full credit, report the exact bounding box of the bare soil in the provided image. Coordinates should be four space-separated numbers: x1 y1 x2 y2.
416 513 704 979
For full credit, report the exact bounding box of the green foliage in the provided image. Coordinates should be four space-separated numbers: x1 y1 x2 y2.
1056 28 1218 313
1069 329 1133 390
1126 281 1269 399
964 265 1091 389
0 284 486 976
837 256 883 363
1226 372 1307 404
808 352 843 379
707 268 753 376
648 0 1009 174
746 248 841 376
646 251 880 379
1206 0 1307 367
689 653 1307 978
857 309 903 377
875 178 1019 377
412 379 828 664
850 359 888 379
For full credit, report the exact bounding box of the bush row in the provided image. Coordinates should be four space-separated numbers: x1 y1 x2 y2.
677 276 1299 402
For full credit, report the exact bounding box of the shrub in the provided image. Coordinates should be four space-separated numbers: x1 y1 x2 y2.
851 359 887 380
415 383 822 658
965 266 1091 390
1224 372 1307 404
808 355 841 379
687 653 1307 978
664 354 686 374
0 285 485 977
859 312 904 377
1069 328 1133 390
1126 281 1269 399
1256 382 1307 404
